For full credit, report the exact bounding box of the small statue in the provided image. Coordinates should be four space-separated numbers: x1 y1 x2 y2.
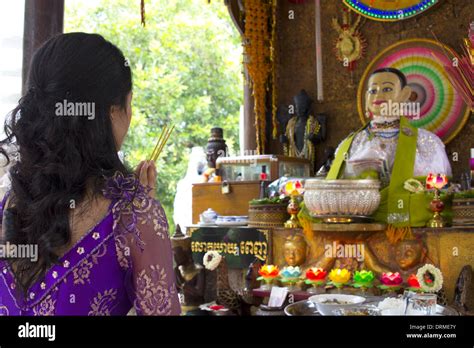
283 235 307 267
171 225 206 307
280 90 326 174
202 127 227 182
245 258 264 291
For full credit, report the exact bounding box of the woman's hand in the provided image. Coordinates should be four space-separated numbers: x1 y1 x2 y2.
135 160 156 198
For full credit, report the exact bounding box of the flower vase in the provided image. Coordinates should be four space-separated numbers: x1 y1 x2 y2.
382 288 400 297
354 287 369 297
307 284 324 295
331 285 345 294
285 281 300 292
260 278 274 291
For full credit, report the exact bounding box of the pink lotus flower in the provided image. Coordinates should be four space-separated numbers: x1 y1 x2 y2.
380 272 403 286
426 173 448 190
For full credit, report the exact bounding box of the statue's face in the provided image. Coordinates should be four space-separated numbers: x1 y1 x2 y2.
284 242 305 266
206 149 217 167
295 98 310 117
395 241 423 270
366 72 411 118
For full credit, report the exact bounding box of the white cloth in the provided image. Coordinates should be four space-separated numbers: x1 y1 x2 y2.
173 147 207 230
339 127 452 180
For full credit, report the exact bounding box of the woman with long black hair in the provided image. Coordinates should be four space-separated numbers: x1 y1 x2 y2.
0 32 180 315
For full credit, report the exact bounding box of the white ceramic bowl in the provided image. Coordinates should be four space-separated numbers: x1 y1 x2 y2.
308 294 365 316
304 179 381 217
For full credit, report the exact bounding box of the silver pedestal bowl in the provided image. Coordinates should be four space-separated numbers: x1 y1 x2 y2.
304 179 381 223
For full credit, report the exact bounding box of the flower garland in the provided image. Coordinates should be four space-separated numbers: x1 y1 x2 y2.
416 264 443 293
243 0 272 154
270 0 278 140
203 250 223 271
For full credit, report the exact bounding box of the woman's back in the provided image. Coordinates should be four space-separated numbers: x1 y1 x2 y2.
0 172 180 316
0 33 180 316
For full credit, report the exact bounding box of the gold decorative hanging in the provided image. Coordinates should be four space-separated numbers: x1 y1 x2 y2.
270 0 278 140
332 8 366 72
243 0 273 154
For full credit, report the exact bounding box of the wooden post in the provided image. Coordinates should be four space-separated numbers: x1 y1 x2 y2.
22 0 64 94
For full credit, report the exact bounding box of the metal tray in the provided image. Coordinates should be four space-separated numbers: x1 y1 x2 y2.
284 299 459 316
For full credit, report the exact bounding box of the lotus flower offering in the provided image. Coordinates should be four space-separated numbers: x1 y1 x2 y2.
328 268 351 288
426 173 448 190
280 266 302 279
425 173 448 228
378 272 403 291
407 273 422 292
305 267 327 294
284 180 304 196
305 267 327 285
283 180 304 228
257 265 280 290
352 270 375 289
280 266 302 290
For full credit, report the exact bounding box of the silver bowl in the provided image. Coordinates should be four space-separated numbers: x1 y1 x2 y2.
308 294 366 316
304 179 381 218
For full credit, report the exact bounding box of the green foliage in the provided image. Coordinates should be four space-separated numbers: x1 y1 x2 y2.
454 189 474 199
65 0 243 231
249 197 289 206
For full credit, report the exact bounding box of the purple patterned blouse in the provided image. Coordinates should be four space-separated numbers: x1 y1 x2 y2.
0 172 181 316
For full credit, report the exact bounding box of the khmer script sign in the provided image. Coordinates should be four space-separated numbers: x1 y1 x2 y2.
188 226 270 269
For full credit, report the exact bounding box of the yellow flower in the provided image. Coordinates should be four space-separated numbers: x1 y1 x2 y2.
329 268 351 285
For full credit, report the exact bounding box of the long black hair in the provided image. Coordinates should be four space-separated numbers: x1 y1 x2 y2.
0 33 132 293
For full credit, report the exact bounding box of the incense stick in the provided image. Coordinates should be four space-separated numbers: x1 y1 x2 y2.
153 125 175 161
149 125 175 162
149 125 168 161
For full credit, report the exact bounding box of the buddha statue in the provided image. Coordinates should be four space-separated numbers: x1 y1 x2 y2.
327 67 452 227
281 90 326 174
171 226 205 307
394 238 426 274
283 235 307 267
202 127 227 182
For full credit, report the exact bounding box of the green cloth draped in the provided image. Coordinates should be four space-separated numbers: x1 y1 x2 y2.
326 124 368 180
385 116 417 227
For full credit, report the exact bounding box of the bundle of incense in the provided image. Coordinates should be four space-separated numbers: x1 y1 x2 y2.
431 31 474 109
149 125 175 161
